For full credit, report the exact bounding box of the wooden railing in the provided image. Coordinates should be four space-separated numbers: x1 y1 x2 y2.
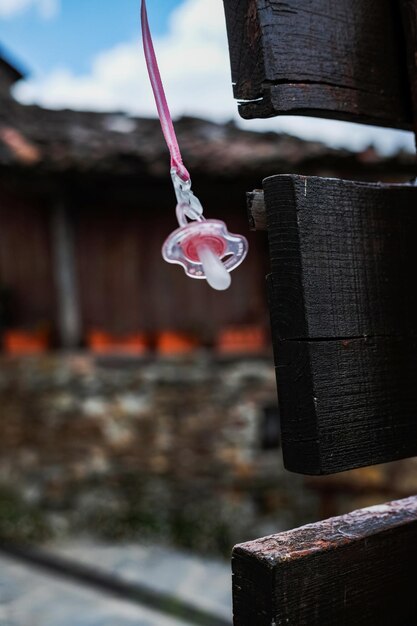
222 0 417 623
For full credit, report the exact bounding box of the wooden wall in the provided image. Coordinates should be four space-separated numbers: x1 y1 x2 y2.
73 200 269 341
0 184 54 329
0 180 270 345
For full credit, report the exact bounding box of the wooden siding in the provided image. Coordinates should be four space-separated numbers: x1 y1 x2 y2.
0 184 54 330
72 200 269 342
0 182 269 345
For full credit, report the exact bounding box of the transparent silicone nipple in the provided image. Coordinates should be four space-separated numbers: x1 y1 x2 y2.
196 243 231 291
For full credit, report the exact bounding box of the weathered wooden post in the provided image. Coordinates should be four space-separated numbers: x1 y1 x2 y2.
222 1 417 623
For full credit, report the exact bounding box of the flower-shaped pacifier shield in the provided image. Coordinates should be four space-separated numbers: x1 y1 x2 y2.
163 219 248 291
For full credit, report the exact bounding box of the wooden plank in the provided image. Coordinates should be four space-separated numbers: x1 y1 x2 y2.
222 0 413 128
273 335 417 474
265 175 417 340
264 176 417 473
400 0 417 142
0 184 55 327
232 496 417 626
247 190 265 231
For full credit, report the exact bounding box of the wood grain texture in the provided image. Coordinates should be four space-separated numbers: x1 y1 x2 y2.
0 186 54 328
223 0 264 102
247 190 265 231
400 0 417 142
264 176 417 473
265 175 417 340
222 0 413 128
71 201 268 339
232 496 417 626
273 336 417 474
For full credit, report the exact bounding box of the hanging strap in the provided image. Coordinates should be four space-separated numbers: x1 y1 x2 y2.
141 0 190 182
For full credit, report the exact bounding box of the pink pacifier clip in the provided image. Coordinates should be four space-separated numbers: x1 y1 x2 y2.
141 0 248 291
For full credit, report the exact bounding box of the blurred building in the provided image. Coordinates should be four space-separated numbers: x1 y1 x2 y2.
0 49 415 352
1 48 417 548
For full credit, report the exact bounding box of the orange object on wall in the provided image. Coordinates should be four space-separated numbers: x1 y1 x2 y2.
3 329 49 355
156 331 199 356
216 326 266 354
87 331 148 355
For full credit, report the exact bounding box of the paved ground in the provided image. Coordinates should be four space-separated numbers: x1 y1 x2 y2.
0 543 231 626
54 541 231 620
0 554 196 626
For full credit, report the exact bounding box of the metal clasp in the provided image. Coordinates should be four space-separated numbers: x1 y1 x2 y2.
171 168 204 226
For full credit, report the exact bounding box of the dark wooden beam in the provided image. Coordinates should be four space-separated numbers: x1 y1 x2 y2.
273 335 417 474
400 0 417 146
264 175 417 473
223 0 413 128
265 176 417 340
232 496 417 626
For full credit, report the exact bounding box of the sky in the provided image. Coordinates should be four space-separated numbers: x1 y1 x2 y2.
0 0 415 154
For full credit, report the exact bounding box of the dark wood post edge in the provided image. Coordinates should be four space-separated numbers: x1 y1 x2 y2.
233 495 417 565
400 0 417 149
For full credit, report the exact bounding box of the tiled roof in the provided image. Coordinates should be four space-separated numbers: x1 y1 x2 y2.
0 95 414 179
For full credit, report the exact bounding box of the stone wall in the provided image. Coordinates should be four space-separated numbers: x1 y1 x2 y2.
0 354 415 554
0 354 313 551
0 354 279 482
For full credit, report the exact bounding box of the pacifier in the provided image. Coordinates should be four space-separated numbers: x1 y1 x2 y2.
162 170 249 291
141 0 249 291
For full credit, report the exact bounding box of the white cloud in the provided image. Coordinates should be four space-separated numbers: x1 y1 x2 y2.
14 0 415 154
0 0 58 19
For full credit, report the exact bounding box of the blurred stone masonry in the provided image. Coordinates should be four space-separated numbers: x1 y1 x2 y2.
0 354 276 481
0 354 313 550
0 353 416 551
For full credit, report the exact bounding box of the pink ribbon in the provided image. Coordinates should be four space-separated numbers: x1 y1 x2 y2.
141 0 190 182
